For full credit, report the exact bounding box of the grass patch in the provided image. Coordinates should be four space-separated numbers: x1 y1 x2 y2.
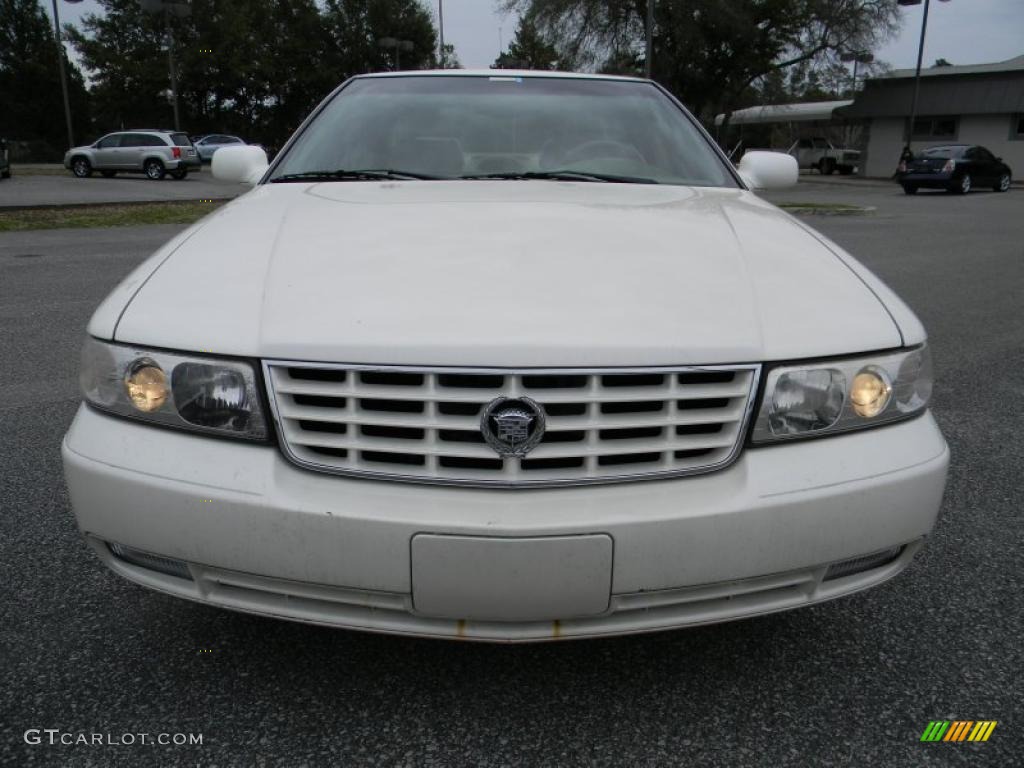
777 202 869 213
9 165 68 176
0 200 225 232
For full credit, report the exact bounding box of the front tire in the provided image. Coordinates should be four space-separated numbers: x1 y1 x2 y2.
902 184 918 195
950 174 971 194
994 173 1011 192
71 157 92 178
144 159 165 180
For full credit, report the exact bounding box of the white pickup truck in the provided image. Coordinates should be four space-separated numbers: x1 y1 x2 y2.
789 137 860 175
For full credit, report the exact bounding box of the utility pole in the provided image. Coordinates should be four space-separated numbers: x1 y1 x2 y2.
51 0 75 148
140 0 189 132
165 11 181 131
644 0 653 79
438 0 445 68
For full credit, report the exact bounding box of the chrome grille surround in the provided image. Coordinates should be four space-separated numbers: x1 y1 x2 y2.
263 361 761 488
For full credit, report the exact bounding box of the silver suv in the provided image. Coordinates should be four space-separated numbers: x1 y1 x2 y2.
64 130 200 180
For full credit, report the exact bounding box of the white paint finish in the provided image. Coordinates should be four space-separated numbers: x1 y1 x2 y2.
411 534 613 620
86 222 211 339
63 404 947 598
211 144 269 185
737 150 799 189
111 181 903 365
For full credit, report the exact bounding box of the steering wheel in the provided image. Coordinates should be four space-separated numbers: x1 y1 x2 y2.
560 139 646 166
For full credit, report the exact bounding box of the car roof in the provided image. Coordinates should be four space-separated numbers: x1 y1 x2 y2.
356 69 648 83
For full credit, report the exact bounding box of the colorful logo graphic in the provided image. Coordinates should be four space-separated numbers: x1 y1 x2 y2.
920 721 997 742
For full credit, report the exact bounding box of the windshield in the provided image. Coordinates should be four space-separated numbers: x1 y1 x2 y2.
269 75 737 187
919 146 966 159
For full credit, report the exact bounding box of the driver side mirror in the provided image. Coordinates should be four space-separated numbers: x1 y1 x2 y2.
737 151 798 190
212 144 269 185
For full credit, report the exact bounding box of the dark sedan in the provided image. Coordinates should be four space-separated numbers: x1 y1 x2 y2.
897 144 1012 195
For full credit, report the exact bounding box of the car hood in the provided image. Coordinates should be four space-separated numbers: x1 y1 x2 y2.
105 181 904 366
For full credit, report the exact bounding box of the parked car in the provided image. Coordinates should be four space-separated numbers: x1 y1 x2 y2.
193 133 247 163
63 71 948 642
63 130 200 180
0 137 10 179
746 137 859 175
791 137 859 175
897 144 1013 194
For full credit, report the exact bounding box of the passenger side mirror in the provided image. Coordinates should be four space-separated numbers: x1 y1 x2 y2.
212 144 269 185
737 151 798 190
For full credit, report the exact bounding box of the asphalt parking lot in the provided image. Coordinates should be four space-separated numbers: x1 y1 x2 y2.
1 180 1021 766
0 168 244 208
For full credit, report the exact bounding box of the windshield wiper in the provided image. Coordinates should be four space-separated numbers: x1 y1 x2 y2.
459 170 657 184
270 169 440 183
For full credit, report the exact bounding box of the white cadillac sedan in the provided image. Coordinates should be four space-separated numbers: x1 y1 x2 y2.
62 71 948 641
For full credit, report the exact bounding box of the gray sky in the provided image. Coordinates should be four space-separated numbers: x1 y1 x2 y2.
876 0 1023 70
50 0 1024 72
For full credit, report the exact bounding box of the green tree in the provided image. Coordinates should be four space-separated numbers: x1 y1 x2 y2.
64 0 186 135
322 0 437 76
493 13 559 70
65 0 441 149
0 0 90 155
438 42 461 68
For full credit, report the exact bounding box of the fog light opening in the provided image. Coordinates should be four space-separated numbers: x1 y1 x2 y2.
823 546 904 582
108 542 193 581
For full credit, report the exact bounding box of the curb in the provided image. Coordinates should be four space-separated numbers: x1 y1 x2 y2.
779 205 876 216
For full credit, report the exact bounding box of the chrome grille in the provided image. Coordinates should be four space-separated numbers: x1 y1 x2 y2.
264 362 760 487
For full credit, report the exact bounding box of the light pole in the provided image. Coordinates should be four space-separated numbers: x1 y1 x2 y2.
438 0 445 68
140 0 190 131
644 0 653 79
51 0 77 148
378 38 414 71
897 0 951 150
839 51 873 96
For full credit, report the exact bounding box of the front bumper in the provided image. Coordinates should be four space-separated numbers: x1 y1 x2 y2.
62 405 949 641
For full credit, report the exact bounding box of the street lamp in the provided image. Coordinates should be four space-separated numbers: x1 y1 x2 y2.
378 37 414 71
839 51 873 95
897 0 952 150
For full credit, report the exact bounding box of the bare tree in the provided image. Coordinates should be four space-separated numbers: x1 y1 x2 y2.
499 0 899 122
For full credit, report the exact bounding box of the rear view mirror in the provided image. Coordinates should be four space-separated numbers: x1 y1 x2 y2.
212 145 269 185
737 151 798 190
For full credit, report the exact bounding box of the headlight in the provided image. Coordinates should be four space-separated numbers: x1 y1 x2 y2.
751 345 932 443
79 337 268 441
